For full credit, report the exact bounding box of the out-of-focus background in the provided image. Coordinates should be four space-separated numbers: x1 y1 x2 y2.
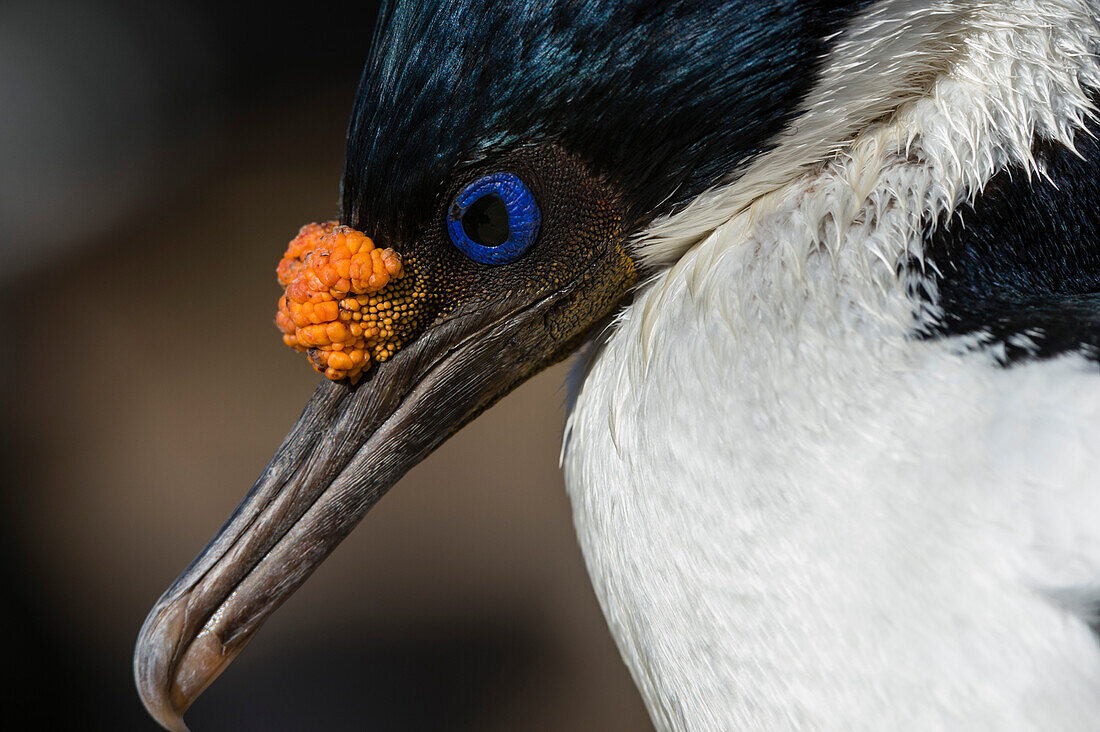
0 1 651 729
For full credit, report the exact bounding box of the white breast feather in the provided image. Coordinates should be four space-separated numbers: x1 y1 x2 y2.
564 1 1100 729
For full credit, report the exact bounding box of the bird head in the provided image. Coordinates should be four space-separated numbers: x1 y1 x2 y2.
134 1 867 728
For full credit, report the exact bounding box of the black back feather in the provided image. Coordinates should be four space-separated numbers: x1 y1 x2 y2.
920 98 1100 364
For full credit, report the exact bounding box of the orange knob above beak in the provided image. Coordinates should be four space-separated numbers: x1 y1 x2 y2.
275 221 428 382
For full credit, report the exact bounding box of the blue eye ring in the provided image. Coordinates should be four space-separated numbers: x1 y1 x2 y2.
446 172 541 265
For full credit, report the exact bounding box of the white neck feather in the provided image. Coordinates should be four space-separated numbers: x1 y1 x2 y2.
564 2 1100 729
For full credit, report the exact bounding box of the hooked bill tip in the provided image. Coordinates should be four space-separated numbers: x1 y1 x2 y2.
134 600 192 732
135 596 239 732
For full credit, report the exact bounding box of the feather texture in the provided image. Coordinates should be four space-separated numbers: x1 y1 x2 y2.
565 1 1100 728
341 0 870 246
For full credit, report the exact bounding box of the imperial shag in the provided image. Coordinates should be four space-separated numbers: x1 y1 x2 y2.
136 1 1100 728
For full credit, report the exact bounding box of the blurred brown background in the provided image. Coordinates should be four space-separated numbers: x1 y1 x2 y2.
0 1 650 729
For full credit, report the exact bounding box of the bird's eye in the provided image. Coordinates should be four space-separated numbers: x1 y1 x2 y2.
446 172 540 264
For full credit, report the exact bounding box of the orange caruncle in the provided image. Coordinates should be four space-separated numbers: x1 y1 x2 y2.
275 221 422 382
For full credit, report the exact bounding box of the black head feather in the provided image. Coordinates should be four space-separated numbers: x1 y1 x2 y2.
341 0 871 242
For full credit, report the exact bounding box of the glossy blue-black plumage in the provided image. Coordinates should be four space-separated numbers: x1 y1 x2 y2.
341 0 871 243
343 0 1100 364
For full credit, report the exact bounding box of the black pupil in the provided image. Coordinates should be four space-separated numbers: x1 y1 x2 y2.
461 194 510 247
